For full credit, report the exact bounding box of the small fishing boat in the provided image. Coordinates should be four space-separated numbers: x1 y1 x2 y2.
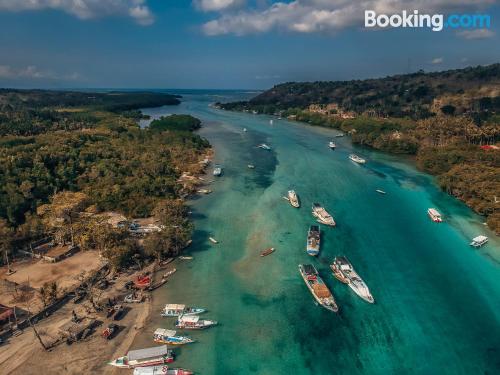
179 256 193 260
349 154 366 164
163 268 177 279
306 225 321 256
197 189 212 194
470 235 488 248
108 346 174 369
329 141 336 149
427 208 443 222
247 164 255 169
257 143 271 150
376 189 386 194
213 165 223 176
287 190 300 208
176 315 217 330
243 128 247 132
335 133 345 137
299 264 338 312
312 203 336 226
260 247 275 257
134 366 194 375
270 120 274 125
330 257 374 303
209 237 219 244
161 304 206 317
153 328 194 345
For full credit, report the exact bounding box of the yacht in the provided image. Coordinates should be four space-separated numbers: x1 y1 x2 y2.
287 190 300 208
470 235 488 248
349 154 366 164
329 141 336 149
213 165 223 176
330 257 374 303
298 264 338 312
312 203 336 226
306 225 321 256
427 208 443 222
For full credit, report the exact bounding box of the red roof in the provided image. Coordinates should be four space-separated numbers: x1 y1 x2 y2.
480 145 499 150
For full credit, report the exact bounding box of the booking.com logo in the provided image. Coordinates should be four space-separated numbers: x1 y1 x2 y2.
365 10 491 32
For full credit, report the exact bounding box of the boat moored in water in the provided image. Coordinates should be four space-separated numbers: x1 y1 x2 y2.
153 328 194 345
161 304 206 317
176 315 217 330
298 264 338 312
247 164 255 169
329 141 336 149
470 235 488 248
108 345 174 369
134 366 194 375
349 154 366 164
257 143 271 150
212 165 223 176
306 225 321 256
312 203 336 226
209 237 219 244
330 257 374 303
287 190 300 208
427 208 443 222
260 247 275 257
335 133 344 137
376 189 386 194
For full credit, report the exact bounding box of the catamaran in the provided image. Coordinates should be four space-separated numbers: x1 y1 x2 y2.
330 257 374 303
176 315 217 330
287 190 300 208
470 235 488 248
299 264 338 312
257 143 271 150
153 329 194 345
108 346 174 369
161 304 206 317
133 366 194 375
427 208 443 222
329 141 336 149
349 154 366 164
212 165 223 176
306 225 321 256
312 203 336 226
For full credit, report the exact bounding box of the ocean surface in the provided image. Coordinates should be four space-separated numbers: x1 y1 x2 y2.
133 90 500 375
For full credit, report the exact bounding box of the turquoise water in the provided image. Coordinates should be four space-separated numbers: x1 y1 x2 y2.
134 91 500 375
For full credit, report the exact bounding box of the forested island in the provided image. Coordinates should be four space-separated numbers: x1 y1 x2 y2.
218 64 500 234
0 90 210 269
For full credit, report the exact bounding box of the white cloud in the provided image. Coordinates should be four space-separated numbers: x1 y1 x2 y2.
0 0 154 25
0 64 81 81
457 29 495 40
431 57 443 64
194 0 246 12
200 0 496 36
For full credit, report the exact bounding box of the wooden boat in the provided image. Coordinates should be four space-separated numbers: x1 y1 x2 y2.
108 345 174 369
153 328 194 345
176 314 217 330
260 247 275 257
299 264 338 312
161 304 206 317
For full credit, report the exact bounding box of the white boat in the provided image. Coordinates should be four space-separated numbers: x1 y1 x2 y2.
349 154 366 164
247 164 255 169
163 269 177 279
197 189 212 194
161 304 206 317
306 225 320 256
376 189 386 194
257 143 271 150
243 128 247 132
134 366 194 375
179 256 193 260
470 235 488 248
270 120 274 125
209 237 219 244
287 190 300 208
176 314 217 330
212 165 223 176
298 264 338 312
329 141 336 149
427 208 443 222
335 133 345 137
330 257 374 303
108 346 174 369
312 203 336 226
153 328 194 345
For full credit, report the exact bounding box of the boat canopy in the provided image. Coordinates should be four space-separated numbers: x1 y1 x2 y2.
302 264 317 275
179 315 199 323
164 304 185 310
472 235 488 242
154 328 176 337
127 345 170 361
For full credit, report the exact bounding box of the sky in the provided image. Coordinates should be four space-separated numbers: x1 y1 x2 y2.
0 0 499 89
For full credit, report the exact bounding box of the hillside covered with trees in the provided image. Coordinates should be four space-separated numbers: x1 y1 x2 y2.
219 65 500 234
0 89 210 269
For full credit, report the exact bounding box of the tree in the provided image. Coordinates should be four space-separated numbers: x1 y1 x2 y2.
0 218 14 272
39 281 58 307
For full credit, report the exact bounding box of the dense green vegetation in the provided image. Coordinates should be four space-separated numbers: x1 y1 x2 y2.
0 89 209 268
220 64 500 234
